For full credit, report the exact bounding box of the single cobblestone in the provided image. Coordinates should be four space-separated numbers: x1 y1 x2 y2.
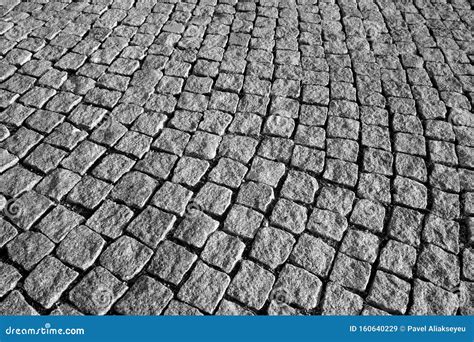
178 261 230 314
24 256 78 309
227 260 275 311
322 282 363 315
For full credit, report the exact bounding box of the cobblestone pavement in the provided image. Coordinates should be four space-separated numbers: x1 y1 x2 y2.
0 0 473 316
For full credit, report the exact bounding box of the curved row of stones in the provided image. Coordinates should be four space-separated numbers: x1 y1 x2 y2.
0 0 473 316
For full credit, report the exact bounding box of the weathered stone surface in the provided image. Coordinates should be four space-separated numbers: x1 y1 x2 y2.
290 233 335 278
69 266 128 315
271 198 307 234
152 181 193 216
281 170 318 204
246 157 286 187
367 271 411 314
316 186 355 216
0 218 18 248
7 191 53 230
322 282 363 315
100 236 153 281
237 181 274 213
86 200 134 239
422 215 460 254
24 256 78 309
227 260 275 310
0 165 41 197
202 231 245 273
37 204 84 243
0 290 39 315
216 299 254 316
35 168 81 201
164 300 203 316
350 199 385 233
56 225 105 271
307 208 348 241
416 244 460 290
388 206 424 247
272 264 323 310
224 204 264 239
148 240 197 285
7 231 54 271
110 171 157 208
194 182 232 216
379 240 417 279
92 153 135 183
173 210 219 248
114 276 173 315
340 229 380 263
209 157 248 189
250 226 295 269
330 253 371 292
172 156 209 187
67 175 112 210
178 261 230 314
0 261 21 297
0 0 468 316
409 279 458 315
126 206 176 249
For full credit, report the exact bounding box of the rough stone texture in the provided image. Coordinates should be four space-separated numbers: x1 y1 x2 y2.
99 236 153 281
177 261 230 314
0 261 21 297
7 231 54 271
379 240 417 279
164 300 203 316
290 233 335 278
367 271 411 314
322 282 363 315
340 229 380 263
69 266 128 315
56 225 105 271
272 264 323 310
409 279 459 315
270 198 307 234
173 210 219 248
37 204 84 243
307 208 348 241
216 299 254 316
416 244 460 291
224 204 264 239
349 199 385 233
201 231 245 273
330 253 371 292
0 291 39 315
388 206 424 247
148 240 197 285
23 256 78 309
227 260 275 310
125 206 176 249
0 0 469 316
114 276 173 315
250 226 295 269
